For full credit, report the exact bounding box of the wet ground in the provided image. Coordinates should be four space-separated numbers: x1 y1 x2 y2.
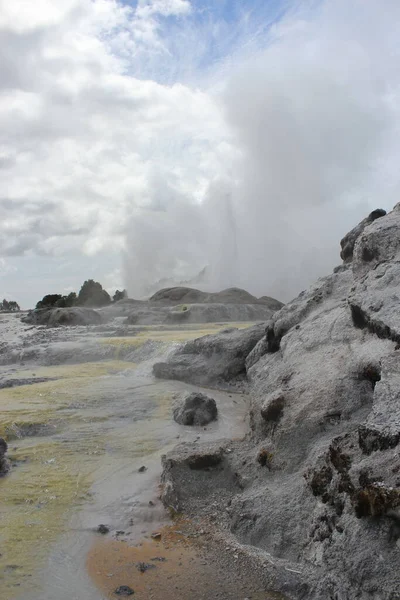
0 314 278 600
87 521 285 600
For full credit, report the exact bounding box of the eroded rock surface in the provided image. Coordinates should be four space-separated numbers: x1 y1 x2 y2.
153 324 266 389
161 205 400 600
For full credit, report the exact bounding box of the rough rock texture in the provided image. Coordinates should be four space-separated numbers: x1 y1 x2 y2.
153 324 266 389
340 208 386 262
0 437 11 476
160 205 400 600
173 392 218 426
23 307 102 327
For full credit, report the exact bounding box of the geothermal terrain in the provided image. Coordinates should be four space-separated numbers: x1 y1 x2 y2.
0 287 281 600
1 205 400 600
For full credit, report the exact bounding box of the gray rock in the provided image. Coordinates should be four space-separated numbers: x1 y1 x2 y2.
161 206 400 600
173 392 218 426
153 324 266 388
340 207 386 263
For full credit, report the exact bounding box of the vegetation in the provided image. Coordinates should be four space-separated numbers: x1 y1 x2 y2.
0 299 20 312
76 280 111 307
36 293 76 310
35 282 127 310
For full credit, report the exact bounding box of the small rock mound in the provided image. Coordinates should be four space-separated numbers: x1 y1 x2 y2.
173 392 218 426
22 307 102 327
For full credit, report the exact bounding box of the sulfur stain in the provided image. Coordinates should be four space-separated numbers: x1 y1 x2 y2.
86 522 285 600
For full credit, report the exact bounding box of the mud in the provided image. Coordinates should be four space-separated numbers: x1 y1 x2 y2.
87 521 285 600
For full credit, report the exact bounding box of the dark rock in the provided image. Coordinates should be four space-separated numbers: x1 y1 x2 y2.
138 466 147 473
114 585 134 596
0 438 7 455
0 438 10 476
97 524 109 534
260 391 285 423
173 392 218 426
136 562 155 573
353 484 400 518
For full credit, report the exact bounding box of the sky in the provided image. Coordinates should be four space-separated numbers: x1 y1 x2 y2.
1 0 400 308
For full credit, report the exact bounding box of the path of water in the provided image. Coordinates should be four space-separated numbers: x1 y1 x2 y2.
0 316 253 600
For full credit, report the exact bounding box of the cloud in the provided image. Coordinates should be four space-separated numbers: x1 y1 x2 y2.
1 0 400 307
126 0 400 301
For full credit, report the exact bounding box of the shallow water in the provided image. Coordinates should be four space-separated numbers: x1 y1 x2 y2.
0 317 253 600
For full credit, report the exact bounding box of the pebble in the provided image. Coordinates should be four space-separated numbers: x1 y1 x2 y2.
114 585 134 596
138 466 147 473
151 531 162 541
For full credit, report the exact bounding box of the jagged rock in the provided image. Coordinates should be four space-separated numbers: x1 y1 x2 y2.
153 324 266 388
340 208 386 263
173 392 218 426
160 205 400 600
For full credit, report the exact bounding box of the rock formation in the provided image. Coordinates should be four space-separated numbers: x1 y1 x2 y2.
173 392 218 426
24 287 283 327
153 324 266 389
22 306 103 327
160 205 400 600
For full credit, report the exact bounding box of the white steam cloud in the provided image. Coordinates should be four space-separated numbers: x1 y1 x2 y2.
125 0 400 302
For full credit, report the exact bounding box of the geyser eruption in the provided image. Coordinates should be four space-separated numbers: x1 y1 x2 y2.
124 0 400 301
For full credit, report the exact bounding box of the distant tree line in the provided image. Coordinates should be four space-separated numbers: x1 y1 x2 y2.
0 298 20 312
35 280 127 310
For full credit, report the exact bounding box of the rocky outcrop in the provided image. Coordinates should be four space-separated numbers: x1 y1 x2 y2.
153 324 266 388
161 205 400 600
0 437 10 476
340 208 386 262
173 392 218 426
22 307 102 327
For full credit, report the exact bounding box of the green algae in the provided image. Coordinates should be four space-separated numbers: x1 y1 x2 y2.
0 361 137 439
0 437 104 598
0 360 138 598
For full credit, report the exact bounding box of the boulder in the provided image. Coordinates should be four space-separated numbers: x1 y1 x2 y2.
173 392 218 426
